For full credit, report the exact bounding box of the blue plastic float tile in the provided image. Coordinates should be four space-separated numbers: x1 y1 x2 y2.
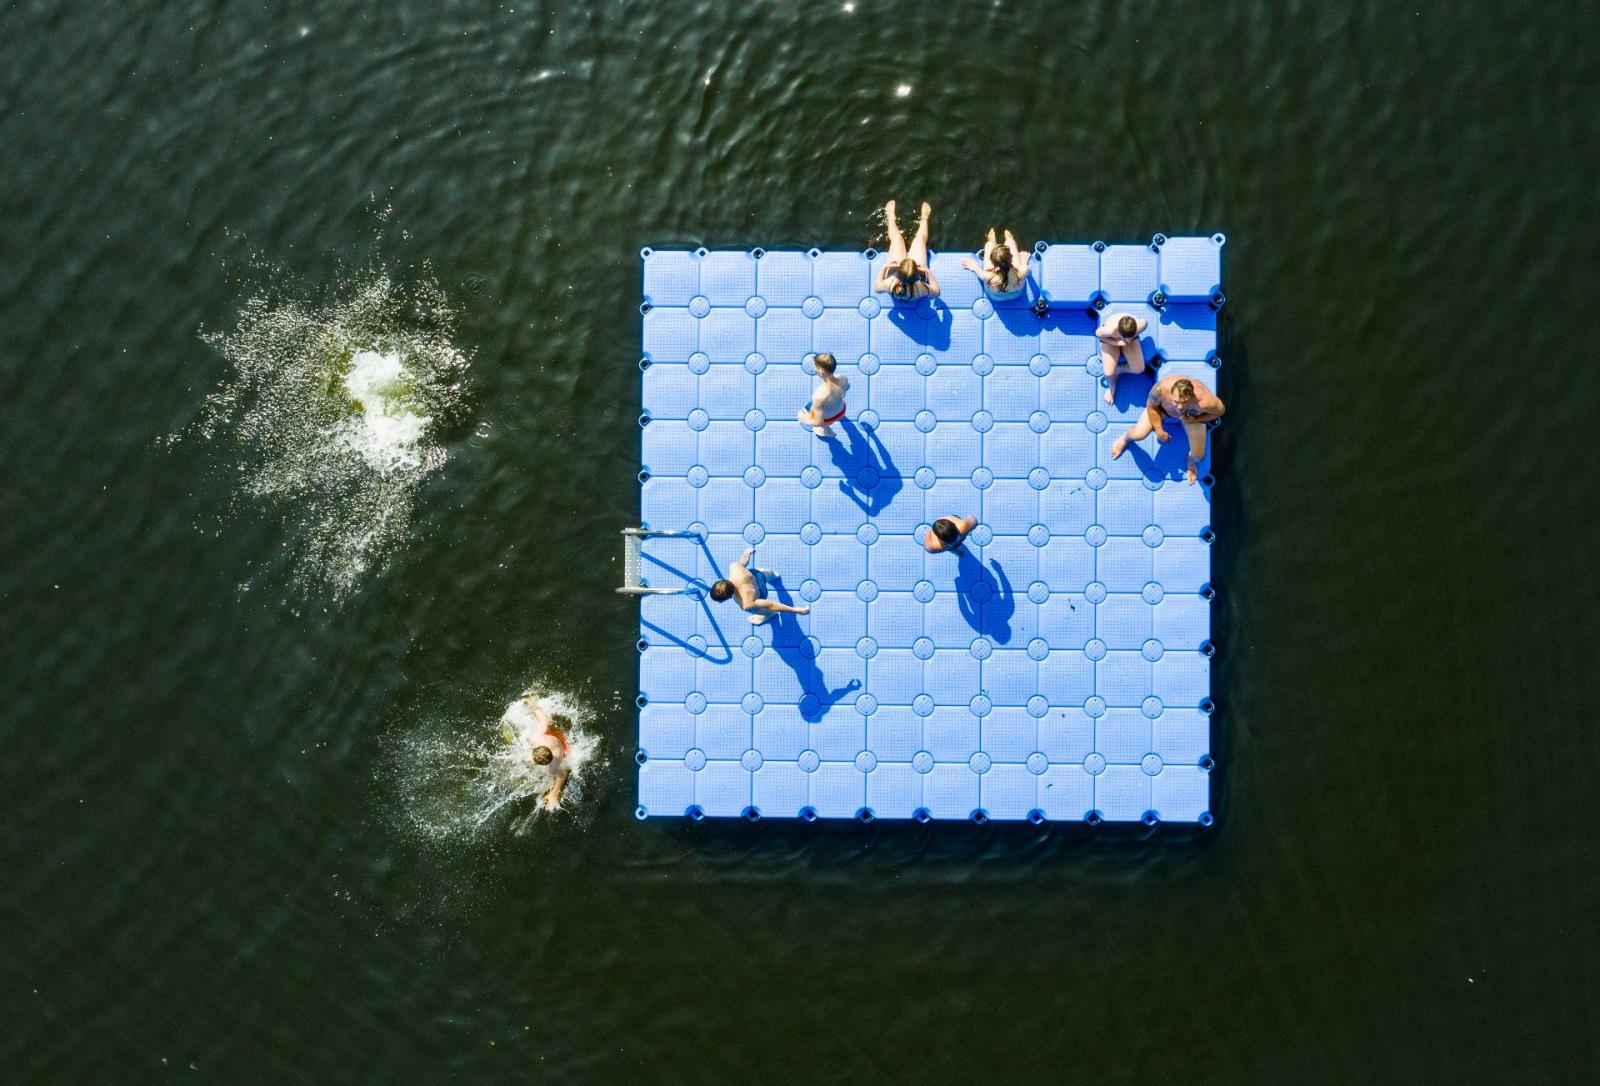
1038 244 1099 304
1157 235 1224 301
636 244 1219 824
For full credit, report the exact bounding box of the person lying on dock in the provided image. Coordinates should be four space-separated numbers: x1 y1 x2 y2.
709 547 811 625
796 351 849 437
521 698 572 811
924 515 977 553
1097 312 1149 405
961 228 1029 300
874 200 940 302
1109 374 1225 485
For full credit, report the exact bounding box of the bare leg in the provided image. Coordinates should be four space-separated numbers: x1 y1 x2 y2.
1182 420 1207 484
1101 343 1123 404
884 200 907 263
909 202 931 266
1109 410 1156 459
1003 229 1020 253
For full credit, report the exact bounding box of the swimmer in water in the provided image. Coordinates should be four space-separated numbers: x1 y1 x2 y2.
1097 312 1149 405
709 546 810 625
960 228 1030 300
923 514 977 553
796 352 849 437
1109 374 1226 485
874 200 941 301
519 696 572 810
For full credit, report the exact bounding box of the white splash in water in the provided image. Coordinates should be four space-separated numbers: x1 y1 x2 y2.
339 349 431 472
394 687 604 841
184 271 470 597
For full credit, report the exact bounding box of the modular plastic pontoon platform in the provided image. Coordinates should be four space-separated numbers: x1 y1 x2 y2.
633 236 1223 824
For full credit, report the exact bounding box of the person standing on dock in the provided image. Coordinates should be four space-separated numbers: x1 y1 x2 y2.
710 547 811 625
1097 312 1149 405
961 228 1030 300
1109 374 1225 485
874 200 941 301
796 352 850 437
923 514 977 553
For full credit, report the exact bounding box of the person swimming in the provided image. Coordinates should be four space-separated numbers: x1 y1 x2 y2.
516 695 572 810
873 200 941 302
961 228 1030 300
708 546 810 625
796 352 849 437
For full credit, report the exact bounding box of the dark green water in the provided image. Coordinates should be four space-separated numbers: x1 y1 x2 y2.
4 1 1597 1080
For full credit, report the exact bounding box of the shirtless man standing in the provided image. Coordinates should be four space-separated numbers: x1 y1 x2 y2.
1109 374 1225 485
708 547 810 625
796 352 849 438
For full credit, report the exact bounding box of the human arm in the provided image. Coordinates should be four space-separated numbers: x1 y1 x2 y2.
738 547 755 569
923 267 941 297
873 270 896 293
543 767 570 810
1147 403 1171 440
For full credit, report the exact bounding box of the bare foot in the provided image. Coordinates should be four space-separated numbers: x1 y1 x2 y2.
884 199 896 222
1109 435 1129 460
1103 387 1115 405
919 201 931 222
813 424 835 438
1155 427 1170 443
1185 465 1198 485
799 606 811 615
796 408 812 427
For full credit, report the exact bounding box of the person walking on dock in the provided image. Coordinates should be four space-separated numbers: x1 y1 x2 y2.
923 515 977 553
796 352 850 437
1109 374 1225 485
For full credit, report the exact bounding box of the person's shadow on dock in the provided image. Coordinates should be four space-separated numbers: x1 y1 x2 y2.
822 418 902 516
884 298 953 351
768 579 861 722
639 550 732 663
954 549 1015 644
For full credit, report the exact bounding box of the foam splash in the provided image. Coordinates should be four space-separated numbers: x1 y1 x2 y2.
395 688 603 841
185 270 469 597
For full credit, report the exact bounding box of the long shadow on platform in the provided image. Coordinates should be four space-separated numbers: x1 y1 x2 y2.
954 549 1015 644
768 579 861 722
884 298 953 351
638 551 733 664
1123 420 1210 485
821 417 902 516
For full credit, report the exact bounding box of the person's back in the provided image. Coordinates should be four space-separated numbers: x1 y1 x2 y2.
962 229 1029 299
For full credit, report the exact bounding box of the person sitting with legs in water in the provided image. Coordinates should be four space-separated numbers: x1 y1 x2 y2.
873 200 941 301
518 696 572 811
961 228 1030 300
923 514 977 554
709 547 811 625
1097 312 1149 405
796 352 850 438
1109 374 1226 485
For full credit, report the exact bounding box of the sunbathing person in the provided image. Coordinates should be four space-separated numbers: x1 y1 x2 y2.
961 228 1030 300
709 547 810 625
923 515 977 553
873 200 941 302
1097 312 1148 405
796 352 849 437
1109 374 1226 485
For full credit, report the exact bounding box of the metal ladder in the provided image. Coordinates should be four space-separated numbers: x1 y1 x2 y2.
616 527 705 596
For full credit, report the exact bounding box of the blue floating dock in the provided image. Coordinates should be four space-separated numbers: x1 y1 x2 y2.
634 236 1223 824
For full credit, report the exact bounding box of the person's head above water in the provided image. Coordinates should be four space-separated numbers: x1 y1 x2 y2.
709 579 735 602
813 352 837 377
1172 378 1196 402
932 518 962 545
1118 315 1138 339
530 745 554 765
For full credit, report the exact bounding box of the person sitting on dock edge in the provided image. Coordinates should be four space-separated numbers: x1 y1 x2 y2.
710 547 811 625
874 200 940 302
1109 374 1225 485
796 351 849 438
961 228 1029 300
